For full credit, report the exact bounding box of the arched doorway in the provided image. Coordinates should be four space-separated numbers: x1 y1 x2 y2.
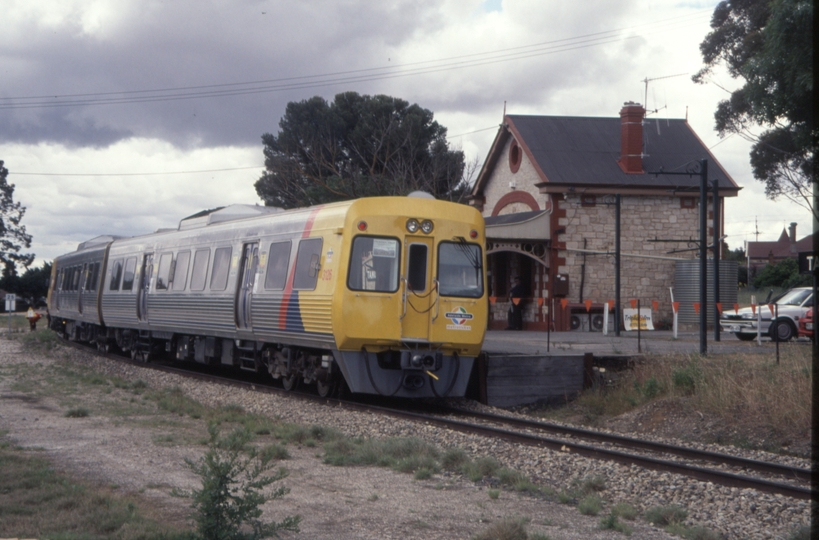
486 241 550 330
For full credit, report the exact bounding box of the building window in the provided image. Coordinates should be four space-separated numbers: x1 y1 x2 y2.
680 198 696 209
508 139 522 173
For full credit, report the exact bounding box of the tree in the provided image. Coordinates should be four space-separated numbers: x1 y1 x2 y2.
693 0 814 218
255 92 467 208
0 161 34 270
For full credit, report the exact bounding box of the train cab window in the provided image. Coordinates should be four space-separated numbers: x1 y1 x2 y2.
264 241 291 290
437 241 483 298
155 253 173 290
121 257 137 291
292 238 323 291
347 236 399 293
172 251 190 291
190 249 210 291
109 260 123 291
209 247 232 291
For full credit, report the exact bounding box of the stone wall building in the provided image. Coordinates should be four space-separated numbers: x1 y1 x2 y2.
469 103 741 331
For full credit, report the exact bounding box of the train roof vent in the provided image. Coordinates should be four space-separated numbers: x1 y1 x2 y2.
178 204 285 230
77 235 123 251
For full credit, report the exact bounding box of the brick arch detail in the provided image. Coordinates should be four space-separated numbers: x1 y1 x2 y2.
491 191 540 217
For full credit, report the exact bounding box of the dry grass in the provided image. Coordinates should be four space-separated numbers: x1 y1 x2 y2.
540 345 812 452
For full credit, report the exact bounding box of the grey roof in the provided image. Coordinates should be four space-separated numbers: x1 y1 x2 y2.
508 114 739 191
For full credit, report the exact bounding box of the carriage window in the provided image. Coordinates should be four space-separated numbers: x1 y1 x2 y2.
347 236 400 293
190 249 210 291
438 241 483 298
264 241 291 290
109 260 123 291
293 238 323 290
84 263 94 291
121 257 137 291
172 251 190 291
64 268 72 291
155 253 173 290
72 266 81 290
209 247 232 291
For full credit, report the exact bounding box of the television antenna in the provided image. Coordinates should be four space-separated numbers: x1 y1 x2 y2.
642 73 687 115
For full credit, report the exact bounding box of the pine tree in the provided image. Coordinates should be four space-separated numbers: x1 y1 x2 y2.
0 161 34 269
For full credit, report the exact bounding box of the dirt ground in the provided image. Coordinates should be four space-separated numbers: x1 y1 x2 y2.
0 339 681 540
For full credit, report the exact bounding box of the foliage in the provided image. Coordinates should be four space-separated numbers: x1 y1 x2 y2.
0 161 34 270
0 262 51 307
255 92 467 208
183 424 301 540
693 0 815 217
752 257 810 288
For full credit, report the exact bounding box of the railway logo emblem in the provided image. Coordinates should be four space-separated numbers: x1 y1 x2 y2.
445 307 473 330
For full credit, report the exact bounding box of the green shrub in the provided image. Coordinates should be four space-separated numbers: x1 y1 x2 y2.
65 407 90 418
472 517 529 540
645 504 687 526
599 513 633 535
182 424 300 540
578 494 603 516
610 502 638 520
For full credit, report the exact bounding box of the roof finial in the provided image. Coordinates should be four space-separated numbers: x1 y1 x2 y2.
503 100 506 118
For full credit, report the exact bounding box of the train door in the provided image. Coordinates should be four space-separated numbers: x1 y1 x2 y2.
401 238 434 340
77 263 87 314
137 253 154 322
236 242 259 331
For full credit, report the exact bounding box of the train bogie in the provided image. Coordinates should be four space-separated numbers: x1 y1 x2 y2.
47 195 486 398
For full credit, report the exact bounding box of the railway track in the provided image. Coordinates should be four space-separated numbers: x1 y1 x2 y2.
62 338 813 501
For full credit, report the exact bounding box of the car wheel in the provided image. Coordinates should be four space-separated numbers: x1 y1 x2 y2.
735 333 756 341
770 319 795 342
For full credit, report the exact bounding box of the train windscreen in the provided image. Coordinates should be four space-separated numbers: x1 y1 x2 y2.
437 242 483 298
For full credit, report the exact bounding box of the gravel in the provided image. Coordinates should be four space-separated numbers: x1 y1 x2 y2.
0 337 810 539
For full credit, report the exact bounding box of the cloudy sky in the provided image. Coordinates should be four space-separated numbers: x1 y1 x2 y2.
1 0 812 267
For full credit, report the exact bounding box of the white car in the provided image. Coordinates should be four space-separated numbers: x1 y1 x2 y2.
719 287 814 341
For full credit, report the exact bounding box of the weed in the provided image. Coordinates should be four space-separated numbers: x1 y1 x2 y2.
599 513 633 535
441 447 470 470
488 489 500 500
181 424 301 539
644 504 687 526
578 493 602 516
65 407 90 418
610 502 638 520
473 517 529 540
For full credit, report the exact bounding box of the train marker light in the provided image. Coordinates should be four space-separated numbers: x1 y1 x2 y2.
469 229 478 239
421 220 434 234
406 218 420 233
357 221 368 231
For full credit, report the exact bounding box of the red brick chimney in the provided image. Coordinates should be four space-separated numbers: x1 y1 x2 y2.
789 222 797 253
617 102 645 174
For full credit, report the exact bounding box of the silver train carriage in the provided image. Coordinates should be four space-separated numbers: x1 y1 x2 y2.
48 196 487 398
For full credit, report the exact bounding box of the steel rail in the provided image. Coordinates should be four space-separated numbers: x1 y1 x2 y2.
441 407 811 483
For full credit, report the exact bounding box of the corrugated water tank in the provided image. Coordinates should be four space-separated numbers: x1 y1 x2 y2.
674 260 738 326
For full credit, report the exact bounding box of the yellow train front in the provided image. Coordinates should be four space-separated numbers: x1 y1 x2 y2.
330 196 486 397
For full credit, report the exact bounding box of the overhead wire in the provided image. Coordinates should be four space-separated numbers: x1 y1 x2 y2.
0 10 710 110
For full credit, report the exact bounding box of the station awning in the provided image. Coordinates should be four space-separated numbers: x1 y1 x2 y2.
484 210 550 241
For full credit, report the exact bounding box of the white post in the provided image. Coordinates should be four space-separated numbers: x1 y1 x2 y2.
669 287 678 339
603 301 609 335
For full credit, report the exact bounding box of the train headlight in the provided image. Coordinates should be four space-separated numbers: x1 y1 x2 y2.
406 218 420 233
420 220 434 234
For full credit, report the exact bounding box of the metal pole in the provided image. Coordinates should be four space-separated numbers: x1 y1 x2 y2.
713 177 720 342
615 194 621 337
699 159 707 355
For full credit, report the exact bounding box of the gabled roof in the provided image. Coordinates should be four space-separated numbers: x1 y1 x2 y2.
472 114 741 198
747 228 814 259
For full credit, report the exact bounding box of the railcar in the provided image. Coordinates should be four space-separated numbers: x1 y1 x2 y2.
48 195 487 398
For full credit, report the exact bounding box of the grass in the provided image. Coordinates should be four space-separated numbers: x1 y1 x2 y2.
0 433 193 539
536 346 811 453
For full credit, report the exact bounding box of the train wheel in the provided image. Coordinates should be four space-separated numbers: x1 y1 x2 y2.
316 379 335 398
281 374 299 391
96 341 110 354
